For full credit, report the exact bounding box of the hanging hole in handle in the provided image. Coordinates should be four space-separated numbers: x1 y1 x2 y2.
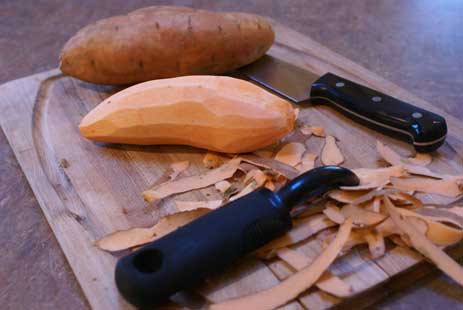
132 248 163 273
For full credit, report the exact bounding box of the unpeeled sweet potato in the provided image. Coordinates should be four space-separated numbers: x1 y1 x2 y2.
60 6 275 85
79 75 295 153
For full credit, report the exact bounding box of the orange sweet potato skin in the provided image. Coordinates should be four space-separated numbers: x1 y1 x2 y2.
79 76 295 153
60 6 275 85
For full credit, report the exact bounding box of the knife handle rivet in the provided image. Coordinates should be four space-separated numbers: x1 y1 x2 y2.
371 96 382 103
412 112 423 119
335 82 345 88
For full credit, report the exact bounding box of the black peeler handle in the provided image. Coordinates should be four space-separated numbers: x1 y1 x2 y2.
115 166 359 308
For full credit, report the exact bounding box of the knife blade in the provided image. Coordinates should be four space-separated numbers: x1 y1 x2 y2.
237 55 447 153
115 166 359 308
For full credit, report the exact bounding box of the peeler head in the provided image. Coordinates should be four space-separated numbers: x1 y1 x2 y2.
275 166 359 210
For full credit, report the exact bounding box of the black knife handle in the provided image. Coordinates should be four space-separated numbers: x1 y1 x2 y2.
310 73 447 152
115 166 359 308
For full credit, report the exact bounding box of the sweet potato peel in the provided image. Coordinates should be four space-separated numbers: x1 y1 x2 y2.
408 153 432 166
416 207 463 229
203 152 225 169
329 188 403 207
397 208 463 246
300 125 325 137
293 108 300 120
264 180 276 191
321 135 344 165
376 141 402 165
229 181 258 202
384 197 463 286
341 166 406 191
253 149 274 159
354 166 406 184
365 196 382 213
391 177 462 197
102 129 463 306
323 202 346 224
215 180 232 193
175 200 223 212
275 247 353 298
392 191 423 208
142 158 241 202
95 227 157 253
389 235 407 247
344 231 369 254
374 217 396 237
243 169 269 187
274 142 306 167
376 141 434 167
169 161 190 179
318 227 358 255
239 154 299 179
340 203 387 227
210 219 353 310
316 271 353 298
310 126 325 137
328 189 372 203
239 162 258 173
376 141 445 179
255 214 336 258
274 247 308 269
297 153 317 173
350 188 398 205
340 181 389 192
228 169 269 201
364 231 386 258
95 208 210 252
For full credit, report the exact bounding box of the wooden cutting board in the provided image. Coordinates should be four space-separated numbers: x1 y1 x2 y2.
1 21 462 310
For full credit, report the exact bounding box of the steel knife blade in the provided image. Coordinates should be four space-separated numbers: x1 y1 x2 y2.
237 55 447 153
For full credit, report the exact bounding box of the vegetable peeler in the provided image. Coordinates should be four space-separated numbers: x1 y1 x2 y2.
115 166 359 308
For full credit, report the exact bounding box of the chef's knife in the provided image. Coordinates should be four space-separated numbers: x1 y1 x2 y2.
115 166 359 308
237 55 447 153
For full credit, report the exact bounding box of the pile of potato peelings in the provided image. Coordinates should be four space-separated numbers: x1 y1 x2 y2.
94 122 463 309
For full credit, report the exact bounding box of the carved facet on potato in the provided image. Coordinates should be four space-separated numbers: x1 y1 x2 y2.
59 6 275 85
79 76 295 153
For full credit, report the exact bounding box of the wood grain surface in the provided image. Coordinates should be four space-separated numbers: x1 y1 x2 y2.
1 1 462 310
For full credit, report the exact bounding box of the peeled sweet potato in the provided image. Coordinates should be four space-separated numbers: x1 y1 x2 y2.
79 76 295 153
60 6 275 85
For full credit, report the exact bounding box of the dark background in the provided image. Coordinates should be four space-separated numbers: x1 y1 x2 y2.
1 1 462 309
